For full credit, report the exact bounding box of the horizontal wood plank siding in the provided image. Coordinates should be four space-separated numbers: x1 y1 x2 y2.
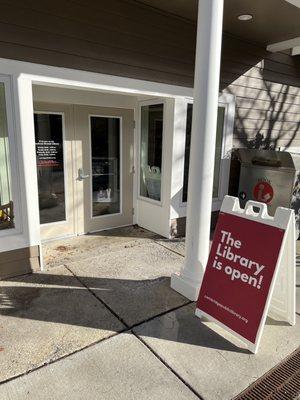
0 1 298 149
0 0 195 86
221 36 300 150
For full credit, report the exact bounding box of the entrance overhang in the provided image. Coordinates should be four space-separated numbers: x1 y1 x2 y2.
137 0 300 48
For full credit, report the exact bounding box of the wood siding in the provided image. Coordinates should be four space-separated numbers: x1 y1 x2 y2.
221 35 300 150
0 1 299 149
0 0 195 86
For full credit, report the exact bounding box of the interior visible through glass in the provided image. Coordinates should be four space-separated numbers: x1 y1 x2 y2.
182 104 225 202
182 104 193 204
0 82 14 230
140 104 163 201
90 116 120 217
213 107 225 198
34 113 66 224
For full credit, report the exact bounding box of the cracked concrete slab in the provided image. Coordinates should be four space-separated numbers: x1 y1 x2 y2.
0 333 199 400
0 266 125 382
67 241 188 327
133 303 300 400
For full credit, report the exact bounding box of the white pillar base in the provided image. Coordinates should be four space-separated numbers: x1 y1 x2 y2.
171 272 201 301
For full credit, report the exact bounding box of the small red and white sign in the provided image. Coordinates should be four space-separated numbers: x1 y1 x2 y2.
196 196 295 353
253 181 274 204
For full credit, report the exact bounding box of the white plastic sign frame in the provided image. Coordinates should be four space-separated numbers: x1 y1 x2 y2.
195 195 296 354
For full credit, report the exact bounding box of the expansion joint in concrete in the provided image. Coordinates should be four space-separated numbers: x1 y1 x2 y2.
0 263 194 394
64 265 130 329
153 240 185 258
66 264 201 398
132 332 204 400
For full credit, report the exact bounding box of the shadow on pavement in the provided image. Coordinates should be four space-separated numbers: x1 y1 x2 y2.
0 271 250 354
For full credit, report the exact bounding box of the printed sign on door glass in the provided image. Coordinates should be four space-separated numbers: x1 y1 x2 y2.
34 113 66 224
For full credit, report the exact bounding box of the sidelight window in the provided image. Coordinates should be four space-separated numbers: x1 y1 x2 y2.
140 103 164 202
0 82 14 230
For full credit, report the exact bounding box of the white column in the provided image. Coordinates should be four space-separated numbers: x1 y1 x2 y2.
171 0 224 300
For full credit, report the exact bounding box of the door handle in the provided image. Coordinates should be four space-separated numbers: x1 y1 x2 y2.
78 168 90 181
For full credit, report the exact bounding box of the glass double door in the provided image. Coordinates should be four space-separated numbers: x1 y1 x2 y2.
34 103 134 241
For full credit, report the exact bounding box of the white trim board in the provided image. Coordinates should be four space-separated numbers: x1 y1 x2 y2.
0 57 192 99
267 37 300 54
285 0 300 8
291 46 300 56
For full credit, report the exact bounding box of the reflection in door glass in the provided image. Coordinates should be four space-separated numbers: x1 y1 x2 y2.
90 116 120 217
213 107 225 198
34 114 66 224
182 105 225 202
140 104 163 201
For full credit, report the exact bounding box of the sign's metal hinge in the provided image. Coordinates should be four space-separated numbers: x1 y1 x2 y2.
132 207 135 215
132 120 136 129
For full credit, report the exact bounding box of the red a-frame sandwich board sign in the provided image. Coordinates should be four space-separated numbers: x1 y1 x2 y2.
196 196 296 354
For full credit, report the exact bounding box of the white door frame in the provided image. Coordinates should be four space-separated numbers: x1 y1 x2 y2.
0 57 192 255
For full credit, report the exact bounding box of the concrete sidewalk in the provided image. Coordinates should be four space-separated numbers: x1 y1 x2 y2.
0 226 299 399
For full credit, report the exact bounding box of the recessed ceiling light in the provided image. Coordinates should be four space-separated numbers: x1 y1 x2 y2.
238 14 253 21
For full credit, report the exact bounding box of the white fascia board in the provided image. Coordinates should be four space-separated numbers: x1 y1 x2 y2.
267 37 300 53
285 0 300 8
291 46 300 56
